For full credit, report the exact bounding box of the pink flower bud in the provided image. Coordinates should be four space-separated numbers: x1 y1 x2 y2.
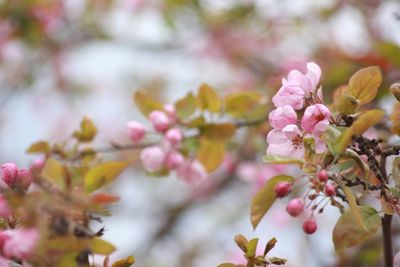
140 146 166 172
274 182 291 198
126 121 146 143
3 228 39 259
272 82 305 110
165 128 183 146
268 105 298 130
176 160 207 184
149 110 171 133
0 195 11 217
164 104 177 122
324 183 336 197
317 169 329 182
30 158 45 173
17 169 32 191
0 163 19 188
165 151 184 170
286 198 304 217
302 218 317 234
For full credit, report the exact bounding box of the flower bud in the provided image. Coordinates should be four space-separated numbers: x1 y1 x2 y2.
0 163 19 188
317 169 328 182
274 182 291 198
286 198 304 217
324 183 336 197
176 160 207 184
390 83 400 102
165 128 183 146
302 218 317 234
164 104 177 122
30 159 45 173
126 121 146 143
140 146 166 172
149 111 171 133
17 169 32 191
165 151 184 170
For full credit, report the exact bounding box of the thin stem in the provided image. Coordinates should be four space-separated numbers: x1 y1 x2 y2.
382 214 393 267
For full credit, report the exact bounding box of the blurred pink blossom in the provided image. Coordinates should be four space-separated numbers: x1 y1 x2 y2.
140 146 166 172
268 105 298 130
301 104 331 134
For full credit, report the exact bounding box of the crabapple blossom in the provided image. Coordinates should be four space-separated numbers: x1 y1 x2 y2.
272 81 305 110
16 169 32 191
126 121 146 143
286 198 304 217
302 218 317 234
163 104 177 123
301 104 331 134
274 182 291 198
0 257 8 267
268 105 297 129
149 110 171 133
0 163 18 188
0 195 11 217
30 158 45 173
324 184 336 197
285 62 321 95
165 151 184 170
176 160 207 184
317 169 329 182
3 228 39 260
267 124 304 159
140 146 166 172
165 128 183 146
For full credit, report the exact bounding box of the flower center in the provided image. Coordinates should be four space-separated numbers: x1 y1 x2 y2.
292 135 303 148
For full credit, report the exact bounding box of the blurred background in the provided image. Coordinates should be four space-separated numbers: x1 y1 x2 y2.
1 0 400 266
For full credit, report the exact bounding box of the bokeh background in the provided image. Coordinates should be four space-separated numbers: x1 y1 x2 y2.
1 0 400 266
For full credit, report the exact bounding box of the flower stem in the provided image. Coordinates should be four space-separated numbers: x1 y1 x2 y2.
382 214 393 267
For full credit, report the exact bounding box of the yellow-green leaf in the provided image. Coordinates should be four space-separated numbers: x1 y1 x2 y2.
333 206 381 250
42 158 68 189
336 109 385 153
73 117 97 142
251 175 294 229
333 94 359 115
234 234 248 252
198 83 221 112
133 91 164 116
200 123 236 141
343 187 364 230
348 66 382 104
390 102 400 135
175 92 197 120
26 141 50 154
262 155 303 166
112 256 135 267
92 238 116 255
196 138 225 172
57 252 79 267
245 238 259 258
84 161 129 192
224 91 263 118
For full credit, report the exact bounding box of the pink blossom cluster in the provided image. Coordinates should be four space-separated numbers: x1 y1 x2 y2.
127 105 207 184
267 62 331 159
0 228 39 266
0 163 32 191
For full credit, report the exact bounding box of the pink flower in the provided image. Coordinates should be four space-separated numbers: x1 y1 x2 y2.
0 195 11 217
126 121 146 143
268 105 298 129
164 104 177 123
176 160 207 184
16 169 32 191
267 124 304 159
165 151 184 170
140 146 166 172
3 228 39 260
165 128 183 146
285 62 321 95
149 111 171 133
0 256 9 267
272 82 305 110
0 163 18 189
301 104 331 134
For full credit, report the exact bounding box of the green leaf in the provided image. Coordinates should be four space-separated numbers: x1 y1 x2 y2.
198 83 221 112
133 91 164 116
234 234 249 252
26 141 50 154
264 237 277 256
42 158 68 189
224 91 263 118
348 66 382 104
196 138 225 172
336 109 385 153
200 123 236 141
112 256 135 267
175 92 197 120
262 154 303 166
84 161 129 192
251 175 294 229
92 238 116 255
343 187 365 230
344 149 370 176
73 117 97 142
333 205 381 250
333 93 359 115
245 238 259 258
269 257 287 265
